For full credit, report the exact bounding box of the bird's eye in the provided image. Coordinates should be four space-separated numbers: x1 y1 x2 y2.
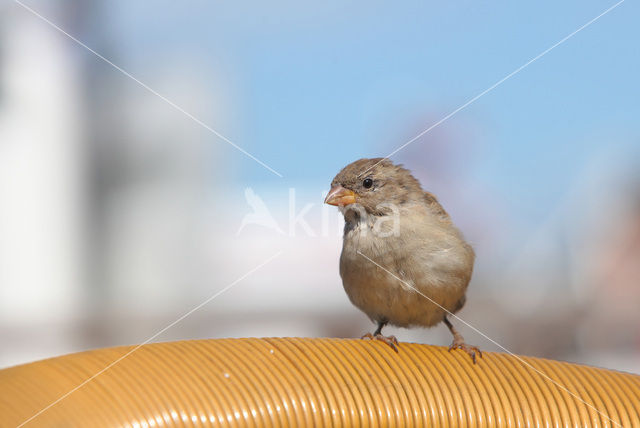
362 178 373 189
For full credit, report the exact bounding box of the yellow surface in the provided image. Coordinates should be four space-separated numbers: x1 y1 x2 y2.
1 338 639 427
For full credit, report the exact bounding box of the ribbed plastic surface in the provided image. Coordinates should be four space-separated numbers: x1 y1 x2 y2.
1 338 639 427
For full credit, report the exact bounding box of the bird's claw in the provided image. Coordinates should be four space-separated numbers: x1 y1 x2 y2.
362 332 399 353
448 340 482 364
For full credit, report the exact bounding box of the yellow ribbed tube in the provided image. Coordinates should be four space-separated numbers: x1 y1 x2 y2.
1 338 639 427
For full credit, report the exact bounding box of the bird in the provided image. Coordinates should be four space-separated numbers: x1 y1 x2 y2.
324 157 481 363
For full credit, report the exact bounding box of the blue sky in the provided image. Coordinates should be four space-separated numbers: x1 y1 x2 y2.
101 0 639 226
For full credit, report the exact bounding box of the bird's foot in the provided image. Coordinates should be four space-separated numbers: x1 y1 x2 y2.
361 332 399 353
448 339 482 364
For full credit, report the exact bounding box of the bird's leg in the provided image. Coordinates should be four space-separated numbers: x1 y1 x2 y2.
443 316 482 364
361 319 399 352
373 320 385 336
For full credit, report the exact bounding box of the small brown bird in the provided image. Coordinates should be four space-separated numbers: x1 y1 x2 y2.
325 158 481 363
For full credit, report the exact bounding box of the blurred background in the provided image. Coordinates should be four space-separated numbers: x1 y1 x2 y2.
1 0 639 374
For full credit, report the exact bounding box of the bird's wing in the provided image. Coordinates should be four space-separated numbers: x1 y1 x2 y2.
423 191 450 218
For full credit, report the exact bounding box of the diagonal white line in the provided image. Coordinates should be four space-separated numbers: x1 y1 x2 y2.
12 0 283 178
359 0 625 177
357 250 623 428
17 251 283 428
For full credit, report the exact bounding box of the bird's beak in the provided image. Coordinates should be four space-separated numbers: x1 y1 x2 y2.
324 186 356 206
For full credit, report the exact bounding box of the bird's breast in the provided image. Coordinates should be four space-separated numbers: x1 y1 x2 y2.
337 214 473 327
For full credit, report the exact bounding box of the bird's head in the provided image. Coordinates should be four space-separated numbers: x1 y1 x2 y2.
324 158 424 216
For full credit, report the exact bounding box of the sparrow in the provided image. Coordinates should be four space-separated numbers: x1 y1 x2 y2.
324 158 481 363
